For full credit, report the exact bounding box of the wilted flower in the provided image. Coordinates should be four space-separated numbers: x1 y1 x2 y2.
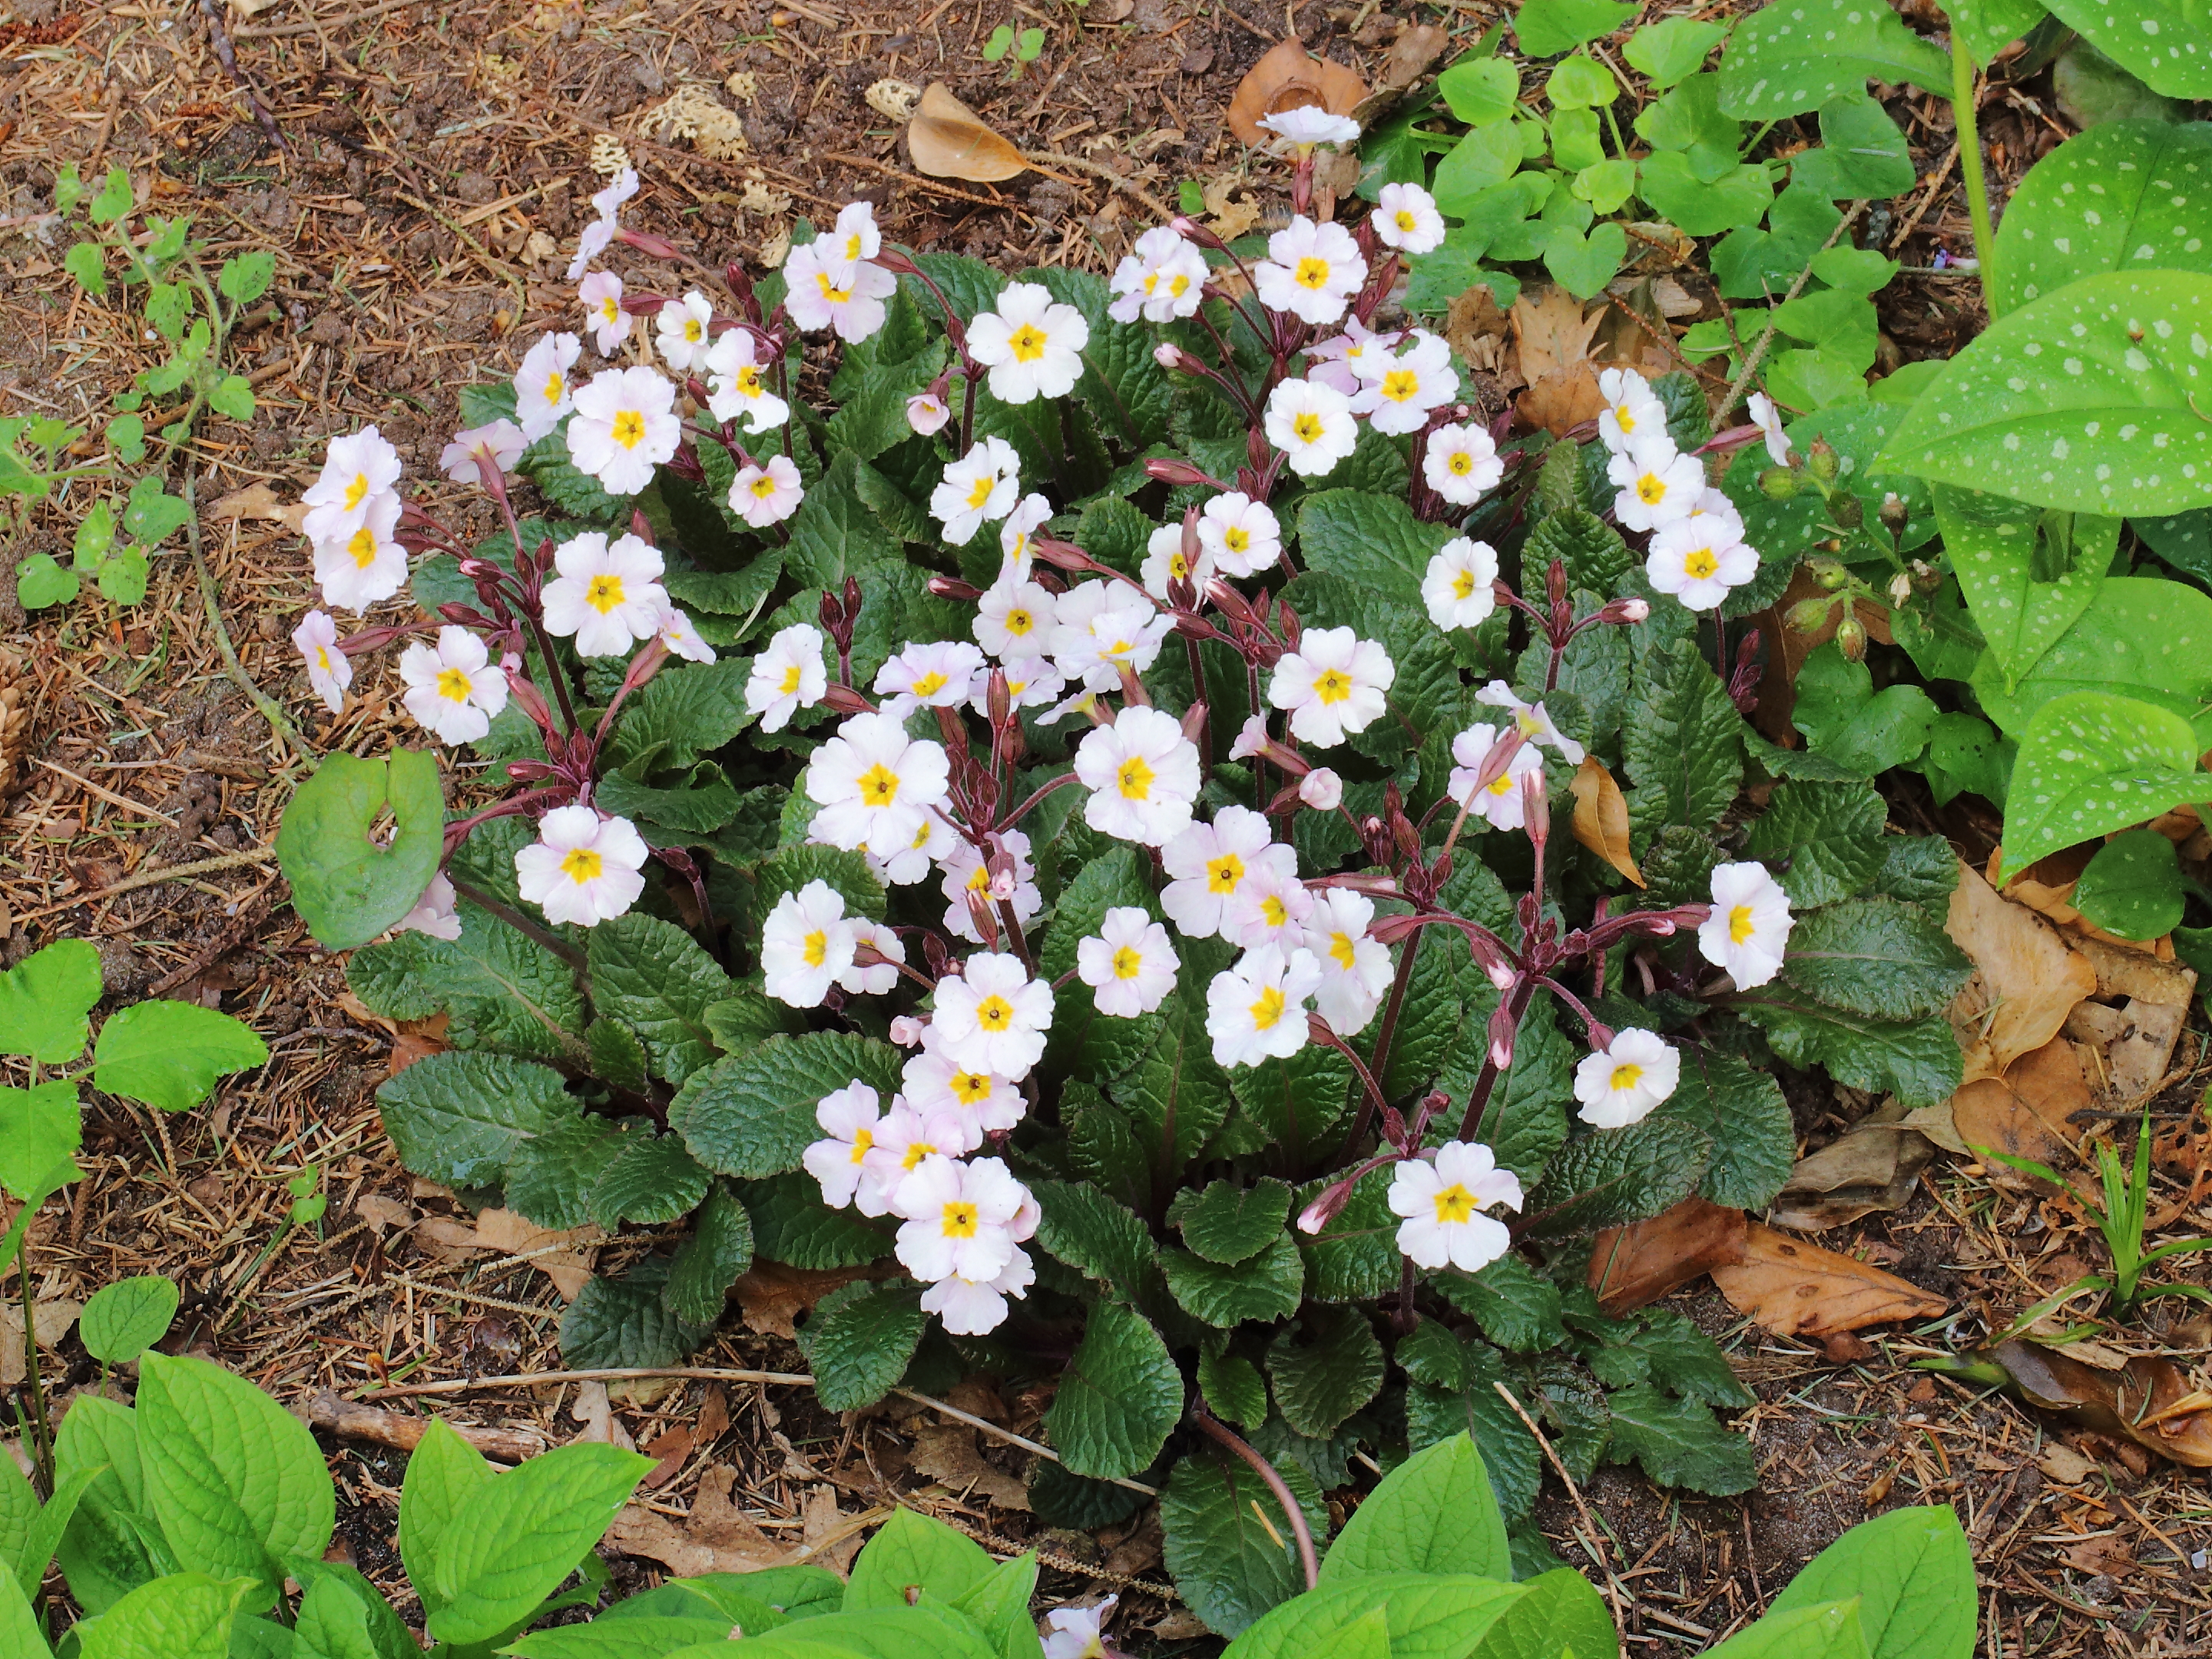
291 610 351 715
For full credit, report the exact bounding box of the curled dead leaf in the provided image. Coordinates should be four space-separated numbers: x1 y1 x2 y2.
1945 860 2096 1085
1588 1194 1746 1314
609 1465 796 1575
1969 1339 2212 1468
1226 38 1368 146
1710 1221 1946 1338
907 82 1028 184
735 1259 878 1339
1569 757 1644 888
1770 1101 1937 1232
1445 283 1513 376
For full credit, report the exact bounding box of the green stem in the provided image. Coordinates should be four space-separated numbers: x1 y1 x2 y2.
1950 30 1999 303
18 1250 51 1494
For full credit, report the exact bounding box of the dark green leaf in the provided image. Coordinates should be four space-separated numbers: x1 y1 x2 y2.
1602 1383 1756 1493
661 1186 754 1325
1294 1166 1400 1303
1651 1045 1797 1211
607 660 757 773
1107 989 1234 1197
2072 827 2186 940
503 1112 622 1230
587 914 733 1086
1741 780 1888 909
1043 1303 1184 1480
1430 1253 1567 1353
376 1052 574 1188
1163 1236 1306 1328
1403 1346 1541 1520
797 1280 926 1412
1623 638 1743 853
1525 1118 1713 1238
739 1171 895 1268
586 1019 650 1092
560 1270 717 1369
671 1033 904 1179
1582 1308 1754 1408
1736 992 1963 1106
591 1124 714 1227
1781 896 1973 1022
1197 1351 1270 1432
1267 1306 1385 1439
1167 1179 1293 1265
1030 1179 1161 1307
1160 1455 1323 1637
1228 1047 1353 1174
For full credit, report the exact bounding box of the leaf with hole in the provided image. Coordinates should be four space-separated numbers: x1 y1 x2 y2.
276 750 446 951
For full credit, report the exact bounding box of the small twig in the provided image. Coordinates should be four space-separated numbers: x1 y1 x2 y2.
195 0 285 151
1026 151 1180 224
1714 200 1866 426
1887 140 1962 253
184 469 304 760
893 1388 1158 1497
1492 1379 1628 1630
232 0 422 38
302 1391 545 1463
13 847 278 926
1194 1406 1319 1591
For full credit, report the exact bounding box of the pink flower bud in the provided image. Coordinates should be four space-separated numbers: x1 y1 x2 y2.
1299 768 1343 810
1154 342 1184 369
1144 455 1214 487
889 1015 926 1046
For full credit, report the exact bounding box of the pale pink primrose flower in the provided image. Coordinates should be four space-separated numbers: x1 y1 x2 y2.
1646 517 1760 611
1475 680 1586 764
1108 225 1209 323
904 1037 1024 1137
783 239 897 342
513 806 647 926
391 872 462 942
1700 862 1794 988
566 366 680 495
655 289 717 373
1422 537 1500 631
704 327 791 432
931 952 1054 1078
747 624 829 732
730 454 805 528
876 639 986 720
974 654 1065 715
803 1081 889 1210
310 492 407 614
1229 863 1316 953
1256 105 1361 150
906 389 953 435
1448 720 1546 831
1305 316 1396 396
291 609 352 715
864 1102 976 1213
760 879 859 1008
1054 601 1174 692
1072 706 1200 846
1350 330 1459 435
439 419 526 486
1162 806 1286 940
1268 626 1396 747
1041 1597 1119 1659
863 809 960 889
975 578 1057 659
1196 492 1281 578
1078 907 1179 1018
1608 433 1705 532
540 531 669 657
1575 1028 1681 1128
1263 376 1359 477
514 332 582 443
1253 215 1366 326
1305 888 1391 1036
654 604 717 664
1373 180 1445 254
1424 422 1505 506
999 492 1051 580
1598 366 1668 455
1389 1141 1522 1271
399 626 511 746
919 1246 1035 1336
1749 391 1792 467
967 281 1090 405
1205 943 1324 1068
826 200 882 266
578 270 631 355
301 426 403 545
803 710 952 853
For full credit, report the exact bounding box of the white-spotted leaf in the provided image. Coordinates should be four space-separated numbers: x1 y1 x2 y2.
1931 484 2114 687
1998 690 2212 879
1716 0 1950 118
2041 0 2212 99
1991 120 2212 316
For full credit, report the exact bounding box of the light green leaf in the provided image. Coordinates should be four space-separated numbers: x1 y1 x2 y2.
1717 0 1950 118
796 1280 926 1412
1042 1303 1182 1480
1217 1574 1524 1659
1991 121 2212 317
1267 1306 1384 1439
209 375 255 421
1438 56 1522 124
1316 1433 1510 1584
2040 0 2212 98
1972 575 2212 743
81 1274 179 1366
54 1395 156 1616
1998 689 2212 878
1465 1568 1616 1659
1513 0 1635 56
375 1052 573 1189
65 239 106 294
78 1572 255 1659
275 751 445 951
1542 220 1626 300
1796 93 1916 198
1790 644 1937 774
399 1419 492 1621
1933 485 2115 687
217 250 276 303
1703 1600 1869 1659
1295 490 1452 611
91 1001 266 1113
0 937 101 1062
846 1508 997 1610
671 1032 904 1179
294 1575 382 1659
1626 16 1730 85
1766 1504 1976 1659
507 1618 734 1657
0 1080 82 1203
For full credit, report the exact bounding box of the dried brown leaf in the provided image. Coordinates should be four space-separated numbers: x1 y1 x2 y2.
2064 997 2187 1107
907 1423 1030 1511
1569 757 1644 888
353 1194 415 1239
0 1300 80 1386
1444 283 1513 376
608 1465 794 1575
1588 1195 1747 1314
1770 1104 1938 1233
1710 1222 1947 1338
1510 286 1605 384
733 1260 875 1339
908 82 1028 184
1945 860 2097 1085
1950 1035 2094 1177
1979 1339 2212 1468
469 1208 601 1302
1227 38 1368 146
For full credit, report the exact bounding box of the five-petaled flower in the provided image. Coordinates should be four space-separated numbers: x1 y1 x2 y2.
1072 706 1201 846
704 327 791 432
968 281 1091 405
654 288 717 373
1078 906 1181 1018
783 238 898 342
729 453 805 528
933 951 1055 1081
1269 626 1396 747
1700 861 1794 988
1253 216 1367 326
541 531 671 657
761 879 860 1008
1574 1028 1681 1128
1389 1141 1522 1272
1262 376 1359 477
1373 181 1445 254
1448 720 1547 831
514 332 582 442
1423 422 1504 505
747 623 828 732
399 624 509 745
514 805 648 926
1109 225 1210 323
1206 942 1324 1067
1422 537 1500 631
567 366 680 495
804 710 952 853
931 438 1022 545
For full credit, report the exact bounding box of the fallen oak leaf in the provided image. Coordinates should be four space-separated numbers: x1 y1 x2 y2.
1569 757 1644 888
1709 1221 1946 1338
907 82 1028 184
1226 38 1368 147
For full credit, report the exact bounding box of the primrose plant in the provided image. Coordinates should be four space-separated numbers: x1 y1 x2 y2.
284 101 1981 1634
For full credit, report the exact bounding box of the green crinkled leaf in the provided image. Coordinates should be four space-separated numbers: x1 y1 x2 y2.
1991 121 2212 317
1043 1303 1184 1480
1623 637 1744 853
276 750 445 952
1581 1307 1755 1408
1160 1455 1325 1638
1280 568 1459 760
607 659 757 773
1029 267 1176 448
784 451 905 588
1741 778 1889 908
1996 689 2212 877
1107 989 1234 1200
1227 1047 1352 1173
586 1019 650 1092
591 1124 714 1227
594 766 743 837
376 1051 575 1189
1295 489 1451 611
1267 1306 1385 1439
586 914 733 1087
1735 992 1964 1106
754 842 889 926
1028 1459 1148 1531
1166 1178 1293 1265
1781 896 1975 1022
1601 1382 1757 1494
663 1185 755 1325
503 1112 623 1230
1163 1235 1306 1328
739 1171 895 1268
1654 1045 1797 1211
560 1269 717 1369
1432 1253 1569 1355
1198 1351 1270 1432
1522 508 1633 598
1934 485 2114 687
671 1032 905 1180
1403 1346 1541 1521
1878 271 2212 516
1065 1090 1153 1217
1525 1118 1713 1239
1031 1179 1161 1307
518 425 630 521
346 903 585 1064
1717 0 1950 118
797 1280 926 1412
1294 1166 1399 1303
1374 932 1465 1101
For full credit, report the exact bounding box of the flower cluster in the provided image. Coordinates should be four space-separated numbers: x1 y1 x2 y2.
1599 367 1761 611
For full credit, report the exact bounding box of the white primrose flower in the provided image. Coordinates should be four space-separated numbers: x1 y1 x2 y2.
1108 224 1209 323
975 578 1057 659
865 809 960 888
578 270 631 356
654 605 717 664
1253 215 1367 326
513 805 648 927
1161 806 1283 940
760 878 860 1007
1373 181 1445 255
1072 705 1201 846
1351 329 1459 436
1230 864 1315 953
826 200 882 267
1300 767 1342 810
566 166 637 280
1256 105 1362 150
783 238 898 342
934 953 1054 1080
591 166 640 223
1422 537 1500 631
292 610 351 715
804 710 952 852
1078 906 1180 1018
704 327 790 432
1448 720 1547 831
967 280 1090 405
568 366 680 496
1305 889 1392 1036
1475 680 1586 764
1263 377 1359 478
803 1081 890 1210
979 654 1066 715
1268 626 1396 747
939 829 1041 945
311 492 409 614
399 624 508 745
1041 1598 1119 1659
920 1245 1036 1336
1700 861 1794 989
730 454 805 528
541 531 670 657
392 873 462 942
1206 943 1324 1068
875 639 987 720
1574 1028 1681 1129
1685 486 1747 542
654 289 717 373
302 426 402 545
1424 422 1504 505
907 389 953 436
514 332 582 443
1196 492 1281 578
905 1035 1025 1136
747 623 829 732
1647 515 1760 611
1389 1141 1522 1272
1054 602 1174 692
440 419 526 485
1305 316 1396 396
1608 433 1705 533
1598 366 1668 455
931 437 1022 546
865 1102 977 1210
1748 391 1791 467
839 916 908 998
999 492 1051 581
1141 522 1215 600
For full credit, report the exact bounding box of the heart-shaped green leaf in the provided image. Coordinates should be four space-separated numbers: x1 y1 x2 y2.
1542 220 1627 299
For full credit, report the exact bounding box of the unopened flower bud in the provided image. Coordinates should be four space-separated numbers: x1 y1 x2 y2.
1145 455 1214 487
1879 492 1909 535
1807 437 1839 483
1154 342 1187 370
1596 597 1650 625
1808 556 1849 591
1758 466 1800 501
988 667 1012 728
1785 597 1835 631
1832 492 1863 531
1487 998 1518 1069
1031 535 1096 573
929 576 982 601
1299 768 1343 810
618 290 671 314
889 1015 926 1046
1911 558 1940 591
823 683 874 714
906 391 952 435
1834 613 1868 662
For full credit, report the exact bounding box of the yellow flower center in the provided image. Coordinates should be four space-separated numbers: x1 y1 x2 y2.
803 929 829 968
1448 452 1474 476
843 232 866 261
1207 854 1244 894
1636 472 1666 505
1167 273 1190 296
975 995 1015 1031
1452 569 1476 600
600 298 621 323
1394 209 1419 232
858 764 900 806
1249 985 1286 1031
1005 608 1035 635
1293 255 1331 290
435 667 473 703
684 319 703 342
611 409 646 450
1293 412 1323 443
348 526 380 568
1118 755 1154 800
343 472 370 510
1112 946 1144 979
750 475 780 499
733 366 762 396
1143 271 1161 293
965 475 997 510
1329 932 1357 971
1260 894 1289 927
586 574 625 613
1008 323 1049 363
1728 904 1756 945
1485 772 1516 797
902 1139 937 1171
544 370 565 405
1169 551 1190 579
780 664 804 694
1682 547 1719 581
965 864 992 893
910 670 949 699
560 847 604 884
1432 1183 1475 1224
1609 1063 1643 1091
1224 527 1250 552
1314 668 1352 704
313 647 333 671
952 1071 992 1104
815 270 853 303
848 1128 873 1164
1379 369 1419 404
1614 404 1637 432
940 1200 979 1238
